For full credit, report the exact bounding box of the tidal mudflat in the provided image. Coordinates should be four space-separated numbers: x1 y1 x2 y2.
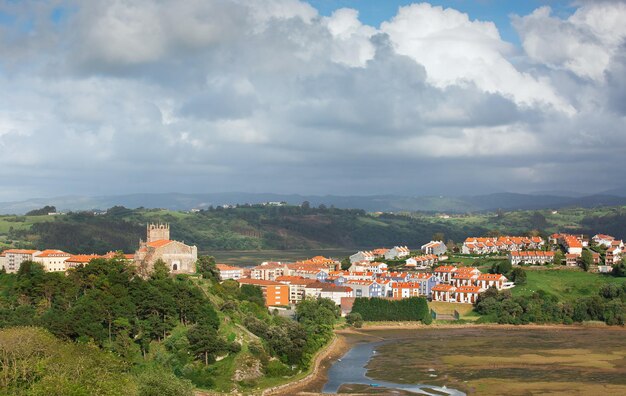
319 326 626 395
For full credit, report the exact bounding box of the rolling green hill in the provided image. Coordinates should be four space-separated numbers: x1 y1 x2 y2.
2 204 626 255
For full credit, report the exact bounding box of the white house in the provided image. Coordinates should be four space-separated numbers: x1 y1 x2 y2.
455 286 484 304
216 264 244 280
33 250 71 272
405 254 438 268
475 273 508 290
2 249 41 273
432 284 456 302
304 282 352 305
421 241 447 256
349 251 375 264
593 234 615 248
349 261 387 274
251 262 288 281
433 265 457 283
384 246 411 260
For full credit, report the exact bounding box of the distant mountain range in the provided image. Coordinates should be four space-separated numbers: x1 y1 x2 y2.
1 188 626 215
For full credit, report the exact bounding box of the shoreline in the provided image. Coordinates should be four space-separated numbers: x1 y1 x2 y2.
197 321 626 396
262 334 351 396
353 321 626 331
272 321 626 395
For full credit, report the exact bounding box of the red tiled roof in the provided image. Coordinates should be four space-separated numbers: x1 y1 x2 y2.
237 278 284 286
147 240 173 248
35 249 70 258
3 249 39 255
305 281 352 293
66 254 100 263
216 264 243 271
275 275 315 285
456 285 482 293
434 265 456 272
477 274 506 281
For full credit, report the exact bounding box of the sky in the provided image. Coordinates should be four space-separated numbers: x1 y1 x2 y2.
0 0 625 201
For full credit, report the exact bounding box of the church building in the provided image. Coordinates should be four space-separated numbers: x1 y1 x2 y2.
134 223 198 276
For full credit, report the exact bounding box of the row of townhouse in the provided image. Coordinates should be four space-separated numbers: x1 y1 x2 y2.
303 282 353 305
432 284 484 304
249 262 331 282
348 261 388 273
235 258 514 307
0 249 133 273
508 250 555 265
349 246 411 263
433 265 511 291
551 233 620 270
242 267 443 306
405 254 438 268
461 236 544 255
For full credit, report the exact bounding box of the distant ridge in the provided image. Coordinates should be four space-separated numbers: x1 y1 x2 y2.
2 191 626 215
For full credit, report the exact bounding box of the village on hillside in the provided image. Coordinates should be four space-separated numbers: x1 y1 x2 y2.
2 222 623 316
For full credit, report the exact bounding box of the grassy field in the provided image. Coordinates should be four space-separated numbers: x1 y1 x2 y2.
425 205 626 235
512 269 626 300
0 215 56 249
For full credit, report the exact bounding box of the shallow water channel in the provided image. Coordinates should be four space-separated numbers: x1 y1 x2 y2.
323 340 465 395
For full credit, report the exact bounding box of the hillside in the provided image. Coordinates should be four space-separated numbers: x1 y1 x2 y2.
0 258 342 394
0 205 489 254
2 204 626 255
3 190 626 214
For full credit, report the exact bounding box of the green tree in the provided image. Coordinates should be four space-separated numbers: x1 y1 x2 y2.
151 259 170 280
490 260 512 275
26 205 57 216
612 257 626 277
580 250 593 272
195 256 220 281
509 268 527 285
187 324 225 366
553 250 565 266
432 232 445 242
136 368 194 396
345 312 363 328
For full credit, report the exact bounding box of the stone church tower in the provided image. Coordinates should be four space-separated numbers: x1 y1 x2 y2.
134 223 197 277
147 223 170 242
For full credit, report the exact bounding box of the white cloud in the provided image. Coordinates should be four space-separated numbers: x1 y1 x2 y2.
513 3 626 81
323 8 376 67
381 3 574 113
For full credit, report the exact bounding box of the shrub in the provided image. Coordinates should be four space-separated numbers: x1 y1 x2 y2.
265 360 292 377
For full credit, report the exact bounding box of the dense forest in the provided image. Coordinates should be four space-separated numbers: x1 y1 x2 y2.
0 257 340 394
2 204 626 254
